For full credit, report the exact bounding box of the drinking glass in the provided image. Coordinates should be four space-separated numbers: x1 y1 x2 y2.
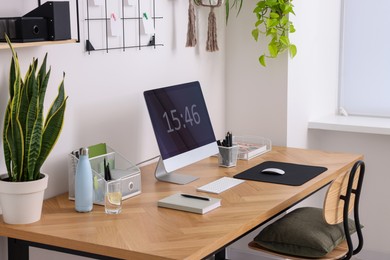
105 180 122 214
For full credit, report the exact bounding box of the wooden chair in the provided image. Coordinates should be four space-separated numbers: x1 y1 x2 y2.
249 160 365 260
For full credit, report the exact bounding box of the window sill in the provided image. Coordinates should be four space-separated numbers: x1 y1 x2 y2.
308 115 390 135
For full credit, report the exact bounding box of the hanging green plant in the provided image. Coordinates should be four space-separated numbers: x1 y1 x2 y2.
252 0 297 66
225 0 243 24
191 0 296 66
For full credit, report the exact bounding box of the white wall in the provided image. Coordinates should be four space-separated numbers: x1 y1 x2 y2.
289 1 390 258
284 0 341 210
287 0 341 148
225 0 288 146
227 0 390 259
0 1 227 259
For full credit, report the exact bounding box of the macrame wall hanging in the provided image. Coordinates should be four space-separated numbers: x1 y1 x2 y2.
186 0 197 47
186 0 222 52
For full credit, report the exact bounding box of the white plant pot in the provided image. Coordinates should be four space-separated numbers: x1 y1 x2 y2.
0 173 48 224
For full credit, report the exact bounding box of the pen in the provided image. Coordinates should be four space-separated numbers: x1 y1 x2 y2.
106 162 112 181
104 158 108 181
181 194 210 201
227 131 232 147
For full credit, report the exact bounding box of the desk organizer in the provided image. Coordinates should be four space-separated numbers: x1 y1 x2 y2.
233 136 272 160
68 145 141 205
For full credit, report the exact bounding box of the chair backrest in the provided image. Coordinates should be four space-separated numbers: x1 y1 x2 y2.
323 160 365 225
323 160 365 259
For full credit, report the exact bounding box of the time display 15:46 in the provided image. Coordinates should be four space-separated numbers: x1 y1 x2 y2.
162 105 201 133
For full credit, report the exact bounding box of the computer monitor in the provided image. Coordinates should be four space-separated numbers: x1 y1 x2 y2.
144 81 219 184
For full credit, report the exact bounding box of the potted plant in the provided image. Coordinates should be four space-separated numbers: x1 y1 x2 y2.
0 35 68 224
226 0 297 66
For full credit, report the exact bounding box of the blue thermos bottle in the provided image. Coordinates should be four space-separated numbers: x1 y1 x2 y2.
75 147 93 212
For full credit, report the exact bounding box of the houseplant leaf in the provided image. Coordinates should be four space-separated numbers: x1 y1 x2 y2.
289 44 297 58
34 79 67 179
6 40 24 181
26 76 42 181
259 55 266 67
252 29 260 41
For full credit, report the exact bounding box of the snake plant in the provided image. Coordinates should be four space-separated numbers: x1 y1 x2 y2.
2 35 68 182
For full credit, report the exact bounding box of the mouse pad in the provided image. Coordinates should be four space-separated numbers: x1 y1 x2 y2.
234 161 327 186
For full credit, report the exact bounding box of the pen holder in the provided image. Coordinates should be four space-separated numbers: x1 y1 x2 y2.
218 145 238 168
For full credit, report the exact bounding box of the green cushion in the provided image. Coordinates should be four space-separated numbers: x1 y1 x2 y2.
253 207 359 258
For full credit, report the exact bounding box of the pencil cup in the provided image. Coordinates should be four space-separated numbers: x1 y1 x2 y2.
105 180 122 214
218 145 238 168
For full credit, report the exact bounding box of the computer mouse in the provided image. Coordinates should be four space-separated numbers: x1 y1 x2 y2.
261 168 285 175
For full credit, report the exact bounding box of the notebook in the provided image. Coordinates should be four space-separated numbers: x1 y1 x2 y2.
158 193 221 214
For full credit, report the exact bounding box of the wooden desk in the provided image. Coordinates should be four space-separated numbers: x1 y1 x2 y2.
0 147 362 260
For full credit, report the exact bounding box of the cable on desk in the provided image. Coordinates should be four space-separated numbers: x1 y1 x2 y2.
136 155 160 167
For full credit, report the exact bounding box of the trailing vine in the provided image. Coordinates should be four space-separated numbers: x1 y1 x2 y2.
252 0 297 66
226 0 297 66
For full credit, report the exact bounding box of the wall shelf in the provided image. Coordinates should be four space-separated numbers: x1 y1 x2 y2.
0 39 78 50
0 0 80 50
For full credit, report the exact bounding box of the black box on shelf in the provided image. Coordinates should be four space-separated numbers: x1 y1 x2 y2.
0 17 48 42
24 1 71 40
0 18 17 41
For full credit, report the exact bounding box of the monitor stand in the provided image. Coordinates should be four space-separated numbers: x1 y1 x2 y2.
154 157 199 185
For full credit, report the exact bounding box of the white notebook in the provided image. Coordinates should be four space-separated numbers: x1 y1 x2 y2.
158 193 221 214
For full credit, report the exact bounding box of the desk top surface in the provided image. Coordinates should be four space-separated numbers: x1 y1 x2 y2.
0 146 363 260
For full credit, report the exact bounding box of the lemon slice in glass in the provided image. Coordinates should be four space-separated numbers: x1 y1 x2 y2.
107 192 122 206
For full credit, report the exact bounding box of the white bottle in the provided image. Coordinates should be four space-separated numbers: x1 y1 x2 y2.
75 147 93 212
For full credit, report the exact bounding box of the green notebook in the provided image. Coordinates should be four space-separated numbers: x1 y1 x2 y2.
88 143 107 158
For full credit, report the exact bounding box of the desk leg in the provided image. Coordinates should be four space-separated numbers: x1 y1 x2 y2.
8 238 29 260
214 248 226 260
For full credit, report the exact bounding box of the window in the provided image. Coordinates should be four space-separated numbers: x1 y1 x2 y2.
339 0 390 117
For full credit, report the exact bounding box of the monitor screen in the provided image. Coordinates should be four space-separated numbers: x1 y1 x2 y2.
144 81 218 183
